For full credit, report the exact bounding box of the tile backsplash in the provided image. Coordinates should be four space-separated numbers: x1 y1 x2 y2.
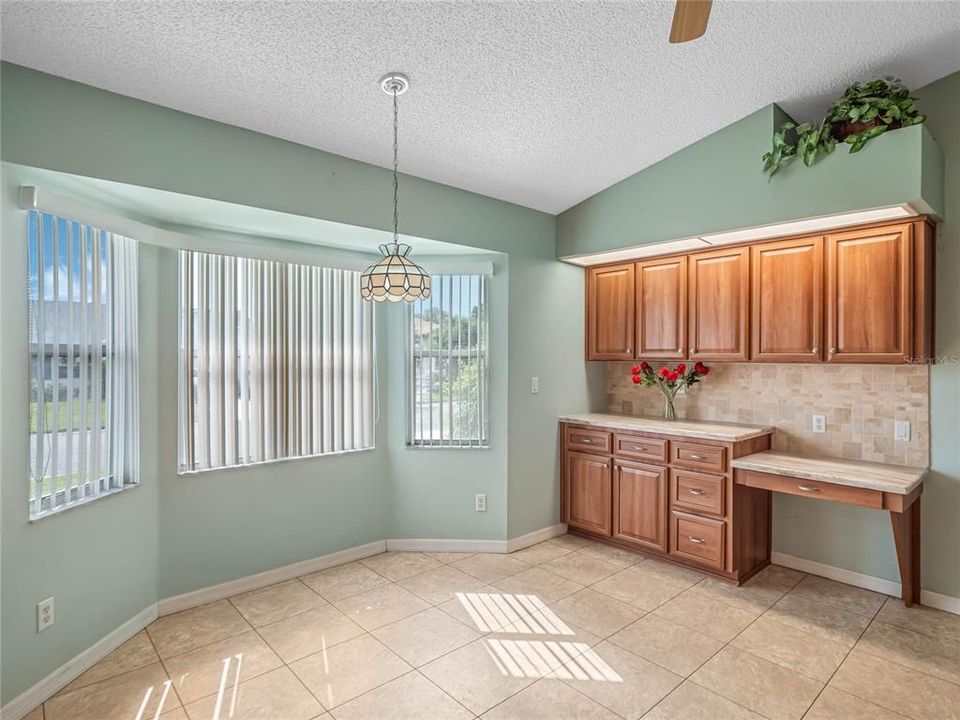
607 363 929 467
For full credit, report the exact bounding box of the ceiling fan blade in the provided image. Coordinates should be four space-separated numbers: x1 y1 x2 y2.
669 0 713 43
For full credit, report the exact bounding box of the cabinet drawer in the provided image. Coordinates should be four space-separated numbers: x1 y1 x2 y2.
671 441 726 473
565 426 612 455
615 434 669 463
736 470 882 509
671 469 725 516
671 512 725 570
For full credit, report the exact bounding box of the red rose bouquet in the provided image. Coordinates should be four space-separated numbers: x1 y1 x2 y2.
630 361 710 420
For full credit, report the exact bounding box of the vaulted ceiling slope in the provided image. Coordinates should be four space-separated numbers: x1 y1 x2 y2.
2 1 958 214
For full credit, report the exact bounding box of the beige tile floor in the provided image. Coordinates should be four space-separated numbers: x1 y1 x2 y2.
27 535 960 720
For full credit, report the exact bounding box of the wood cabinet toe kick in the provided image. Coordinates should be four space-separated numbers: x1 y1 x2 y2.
560 420 774 584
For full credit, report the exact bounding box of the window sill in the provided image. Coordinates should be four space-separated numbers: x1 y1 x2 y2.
29 482 140 524
405 444 491 451
176 445 376 476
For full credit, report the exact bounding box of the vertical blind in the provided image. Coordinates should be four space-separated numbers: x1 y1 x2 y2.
409 274 489 447
178 250 375 472
27 210 140 518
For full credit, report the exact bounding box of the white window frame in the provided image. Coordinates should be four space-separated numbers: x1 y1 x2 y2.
27 210 140 520
407 273 489 448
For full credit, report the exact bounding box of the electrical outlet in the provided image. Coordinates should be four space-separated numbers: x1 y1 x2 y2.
37 596 54 633
812 414 826 434
475 494 487 512
531 376 540 395
895 420 911 442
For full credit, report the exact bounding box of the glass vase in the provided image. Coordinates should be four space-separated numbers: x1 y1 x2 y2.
663 394 677 420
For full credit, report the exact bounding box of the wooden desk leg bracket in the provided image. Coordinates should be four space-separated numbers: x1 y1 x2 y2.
889 496 922 607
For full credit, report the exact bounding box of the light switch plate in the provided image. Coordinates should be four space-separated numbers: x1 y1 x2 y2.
531 377 540 394
37 596 54 632
895 420 911 442
812 415 826 434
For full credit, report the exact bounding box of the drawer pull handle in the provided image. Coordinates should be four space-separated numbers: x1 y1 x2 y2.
688 453 706 460
631 445 648 451
688 536 705 545
580 438 593 444
798 484 820 493
688 488 705 496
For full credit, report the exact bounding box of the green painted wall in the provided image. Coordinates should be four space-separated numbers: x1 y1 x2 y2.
384 255 511 540
557 105 944 258
154 248 392 599
0 164 161 703
555 71 957 598
917 70 960 599
774 71 960 598
0 62 603 704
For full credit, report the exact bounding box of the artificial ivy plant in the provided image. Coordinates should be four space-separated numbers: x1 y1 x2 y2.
762 77 926 177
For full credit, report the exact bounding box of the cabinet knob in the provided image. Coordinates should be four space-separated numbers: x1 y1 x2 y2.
812 347 819 355
691 348 698 354
829 347 837 356
688 536 705 545
677 347 683 353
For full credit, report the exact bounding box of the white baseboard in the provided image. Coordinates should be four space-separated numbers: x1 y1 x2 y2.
506 523 567 552
1 525 569 719
0 604 158 720
386 524 566 555
771 551 960 616
157 540 386 616
386 538 507 553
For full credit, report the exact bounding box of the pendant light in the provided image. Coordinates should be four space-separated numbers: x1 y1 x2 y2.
360 73 431 302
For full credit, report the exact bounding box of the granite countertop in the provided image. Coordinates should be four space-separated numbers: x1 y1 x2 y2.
731 451 927 495
559 412 774 442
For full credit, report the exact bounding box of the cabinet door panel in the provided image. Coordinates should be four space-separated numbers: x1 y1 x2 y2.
587 264 635 360
688 248 749 361
565 451 612 536
612 461 667 552
827 225 912 363
751 237 823 361
636 257 687 359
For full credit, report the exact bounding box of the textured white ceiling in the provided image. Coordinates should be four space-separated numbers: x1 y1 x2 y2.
2 1 958 214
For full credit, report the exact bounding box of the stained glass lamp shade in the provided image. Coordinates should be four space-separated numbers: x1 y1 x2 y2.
360 243 431 302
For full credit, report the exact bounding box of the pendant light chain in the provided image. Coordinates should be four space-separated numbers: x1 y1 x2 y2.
392 85 400 244
360 72 430 303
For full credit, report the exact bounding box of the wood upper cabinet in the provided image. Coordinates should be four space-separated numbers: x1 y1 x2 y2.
586 263 635 360
751 237 823 361
636 257 687 359
582 218 934 365
688 247 750 361
612 460 667 552
826 224 912 363
565 450 612 536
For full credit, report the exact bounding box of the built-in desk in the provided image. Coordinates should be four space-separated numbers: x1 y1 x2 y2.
732 451 927 607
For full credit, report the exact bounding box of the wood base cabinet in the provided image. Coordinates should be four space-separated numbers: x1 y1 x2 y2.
561 421 773 584
613 460 667 552
564 450 612 536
